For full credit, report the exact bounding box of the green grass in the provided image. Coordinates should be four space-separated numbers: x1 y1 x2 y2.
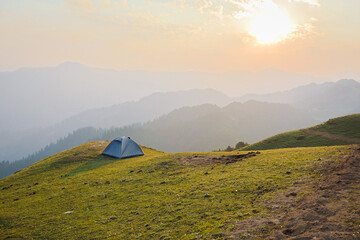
311 114 360 139
243 129 350 150
243 114 360 150
0 141 350 239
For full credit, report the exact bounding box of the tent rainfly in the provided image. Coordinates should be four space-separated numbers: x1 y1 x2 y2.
102 137 144 159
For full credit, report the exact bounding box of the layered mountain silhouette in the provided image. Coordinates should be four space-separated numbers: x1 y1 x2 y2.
0 89 232 162
0 62 330 133
1 78 360 163
238 79 360 120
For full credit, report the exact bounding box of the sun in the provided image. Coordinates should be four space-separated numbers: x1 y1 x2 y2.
248 3 295 44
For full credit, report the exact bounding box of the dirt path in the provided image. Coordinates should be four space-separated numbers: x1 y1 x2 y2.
227 146 360 239
303 129 360 144
179 152 260 166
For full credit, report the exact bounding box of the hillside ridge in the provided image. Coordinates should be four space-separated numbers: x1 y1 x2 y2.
303 129 360 144
243 114 360 150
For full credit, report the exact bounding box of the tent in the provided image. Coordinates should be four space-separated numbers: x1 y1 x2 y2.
102 137 144 159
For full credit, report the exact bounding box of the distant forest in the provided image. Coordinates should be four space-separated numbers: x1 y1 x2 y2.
0 125 152 179
0 127 106 179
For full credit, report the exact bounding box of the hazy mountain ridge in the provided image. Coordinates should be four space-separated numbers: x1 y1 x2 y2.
0 89 232 162
238 79 360 120
1 63 358 135
1 77 359 163
0 62 332 134
58 88 232 129
0 62 149 132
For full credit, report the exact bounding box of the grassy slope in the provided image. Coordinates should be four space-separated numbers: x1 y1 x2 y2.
243 114 360 150
0 141 349 239
311 114 360 139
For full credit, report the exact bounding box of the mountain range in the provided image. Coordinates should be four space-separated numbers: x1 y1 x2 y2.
0 62 359 164
238 79 360 120
0 89 232 162
0 62 339 133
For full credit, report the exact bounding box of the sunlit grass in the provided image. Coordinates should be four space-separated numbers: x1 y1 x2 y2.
0 142 348 239
244 114 360 150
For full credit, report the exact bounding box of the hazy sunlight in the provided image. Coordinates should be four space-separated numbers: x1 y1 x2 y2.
248 2 295 44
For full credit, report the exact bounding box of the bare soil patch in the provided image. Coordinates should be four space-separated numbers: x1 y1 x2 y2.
89 141 109 148
227 146 360 239
179 152 260 166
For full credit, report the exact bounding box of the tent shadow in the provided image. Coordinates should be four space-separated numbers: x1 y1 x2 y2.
67 154 119 177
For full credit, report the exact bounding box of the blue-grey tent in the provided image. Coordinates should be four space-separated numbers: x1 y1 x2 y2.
102 137 144 159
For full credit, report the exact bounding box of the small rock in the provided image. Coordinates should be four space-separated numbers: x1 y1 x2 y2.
286 192 297 197
204 194 210 198
64 211 73 214
282 228 294 235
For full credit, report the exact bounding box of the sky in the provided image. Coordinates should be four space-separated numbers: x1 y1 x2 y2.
0 0 359 75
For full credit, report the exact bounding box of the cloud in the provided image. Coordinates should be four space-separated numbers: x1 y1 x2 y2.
64 0 96 13
145 0 224 17
64 0 127 14
289 0 320 7
231 0 277 19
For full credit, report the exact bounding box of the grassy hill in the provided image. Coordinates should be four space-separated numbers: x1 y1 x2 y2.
243 114 360 151
1 141 359 239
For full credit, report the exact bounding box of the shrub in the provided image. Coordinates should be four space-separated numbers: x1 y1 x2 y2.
295 135 305 140
225 146 234 152
235 141 249 149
